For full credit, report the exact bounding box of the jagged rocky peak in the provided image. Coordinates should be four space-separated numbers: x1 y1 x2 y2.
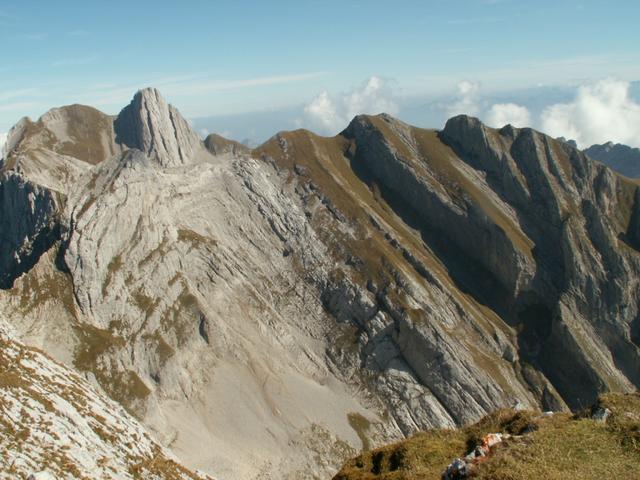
440 114 541 156
440 114 501 154
114 87 203 167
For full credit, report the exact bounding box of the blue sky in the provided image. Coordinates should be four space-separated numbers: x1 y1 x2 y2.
1 0 640 146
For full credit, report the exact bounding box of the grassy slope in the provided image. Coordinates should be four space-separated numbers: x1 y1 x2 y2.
333 393 640 480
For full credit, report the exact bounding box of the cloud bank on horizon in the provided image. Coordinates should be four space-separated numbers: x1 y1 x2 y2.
446 78 640 148
296 76 640 149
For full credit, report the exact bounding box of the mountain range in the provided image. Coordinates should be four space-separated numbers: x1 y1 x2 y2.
1 88 639 479
585 141 640 179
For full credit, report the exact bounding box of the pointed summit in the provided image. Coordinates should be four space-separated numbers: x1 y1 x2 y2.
114 88 202 167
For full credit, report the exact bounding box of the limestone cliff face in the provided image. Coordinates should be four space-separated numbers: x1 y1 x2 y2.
0 90 638 480
0 172 60 289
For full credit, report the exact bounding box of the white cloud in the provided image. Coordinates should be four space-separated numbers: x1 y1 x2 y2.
302 76 398 134
486 103 531 128
447 80 481 117
0 132 7 156
303 91 343 133
540 79 640 148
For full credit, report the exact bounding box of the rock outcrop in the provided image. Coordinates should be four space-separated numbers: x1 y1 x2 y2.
114 88 203 167
1 90 639 479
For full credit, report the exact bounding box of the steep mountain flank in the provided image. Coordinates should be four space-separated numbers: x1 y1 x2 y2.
255 114 640 414
585 141 640 179
0 90 638 479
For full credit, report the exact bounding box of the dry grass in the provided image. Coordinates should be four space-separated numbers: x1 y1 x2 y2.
177 228 218 251
15 263 77 316
204 133 249 155
335 429 466 480
102 253 123 296
142 331 176 365
128 445 208 479
55 105 115 164
333 393 640 480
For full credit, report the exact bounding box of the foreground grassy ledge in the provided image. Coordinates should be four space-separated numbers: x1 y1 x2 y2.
334 393 640 480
